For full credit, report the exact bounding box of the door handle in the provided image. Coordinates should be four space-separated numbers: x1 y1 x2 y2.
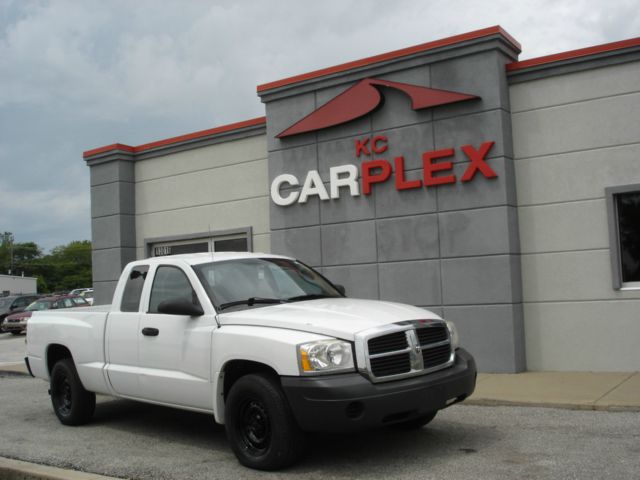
141 327 159 337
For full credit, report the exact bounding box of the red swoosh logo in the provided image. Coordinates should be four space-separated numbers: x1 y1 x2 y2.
277 78 478 138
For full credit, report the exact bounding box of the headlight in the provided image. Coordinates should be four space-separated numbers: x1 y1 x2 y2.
298 339 354 375
446 320 460 350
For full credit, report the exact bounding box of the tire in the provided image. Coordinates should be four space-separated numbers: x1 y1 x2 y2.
10 331 23 336
224 373 304 470
50 358 96 426
393 411 437 430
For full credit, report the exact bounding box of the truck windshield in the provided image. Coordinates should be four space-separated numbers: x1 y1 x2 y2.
193 258 342 311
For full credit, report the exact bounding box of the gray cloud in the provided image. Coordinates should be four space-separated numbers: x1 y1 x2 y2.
0 0 636 251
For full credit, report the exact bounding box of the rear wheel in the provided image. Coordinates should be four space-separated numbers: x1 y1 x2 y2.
50 358 96 425
225 373 304 470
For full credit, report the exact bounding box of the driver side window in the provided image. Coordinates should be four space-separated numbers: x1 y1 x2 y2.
149 266 199 314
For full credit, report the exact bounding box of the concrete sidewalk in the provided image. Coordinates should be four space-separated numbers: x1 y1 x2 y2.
2 360 638 411
467 371 640 411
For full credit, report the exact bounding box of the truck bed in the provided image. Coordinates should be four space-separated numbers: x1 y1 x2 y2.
27 308 112 394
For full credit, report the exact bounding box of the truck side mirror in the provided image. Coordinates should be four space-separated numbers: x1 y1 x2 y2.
157 298 204 317
334 284 346 296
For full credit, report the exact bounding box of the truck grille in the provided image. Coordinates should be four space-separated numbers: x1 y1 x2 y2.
423 343 452 368
370 352 411 376
368 331 407 354
363 323 453 382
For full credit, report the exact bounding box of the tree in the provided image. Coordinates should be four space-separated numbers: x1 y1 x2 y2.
0 233 92 293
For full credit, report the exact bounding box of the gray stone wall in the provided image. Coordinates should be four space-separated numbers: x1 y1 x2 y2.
510 58 640 371
260 33 525 372
86 153 137 305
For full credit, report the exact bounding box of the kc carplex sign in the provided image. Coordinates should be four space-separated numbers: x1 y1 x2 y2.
270 77 497 206
270 137 497 206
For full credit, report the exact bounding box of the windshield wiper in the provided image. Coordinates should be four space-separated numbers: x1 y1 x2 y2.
285 293 334 302
218 297 286 311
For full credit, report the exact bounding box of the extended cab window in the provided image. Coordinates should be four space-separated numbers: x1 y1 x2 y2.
148 266 199 314
121 265 149 312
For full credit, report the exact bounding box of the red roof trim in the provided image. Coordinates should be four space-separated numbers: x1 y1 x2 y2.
83 116 266 158
257 26 520 93
83 143 135 158
507 36 640 72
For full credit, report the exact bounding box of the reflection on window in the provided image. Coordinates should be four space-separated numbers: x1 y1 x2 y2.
149 266 198 314
194 258 340 308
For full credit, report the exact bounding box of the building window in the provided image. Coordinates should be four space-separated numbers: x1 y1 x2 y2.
145 227 252 258
606 185 640 289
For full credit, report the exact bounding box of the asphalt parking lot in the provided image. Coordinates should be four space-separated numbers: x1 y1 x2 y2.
1 367 639 480
0 331 27 364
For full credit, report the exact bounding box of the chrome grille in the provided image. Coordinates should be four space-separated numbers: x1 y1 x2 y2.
416 326 448 345
370 352 411 376
422 343 452 368
368 331 407 355
358 321 454 383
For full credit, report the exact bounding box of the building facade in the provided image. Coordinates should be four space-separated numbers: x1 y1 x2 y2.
84 27 640 373
0 274 38 296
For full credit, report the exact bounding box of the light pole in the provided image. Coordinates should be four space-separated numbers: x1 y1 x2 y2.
2 232 13 275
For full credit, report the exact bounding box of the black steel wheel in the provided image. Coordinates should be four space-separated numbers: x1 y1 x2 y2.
238 398 271 456
50 358 96 426
225 373 304 470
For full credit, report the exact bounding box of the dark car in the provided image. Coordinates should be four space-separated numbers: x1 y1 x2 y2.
3 295 90 335
0 294 41 332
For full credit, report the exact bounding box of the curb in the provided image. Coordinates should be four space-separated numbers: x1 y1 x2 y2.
464 398 640 412
0 457 122 480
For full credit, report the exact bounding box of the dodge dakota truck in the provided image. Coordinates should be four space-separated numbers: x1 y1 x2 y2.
26 252 476 470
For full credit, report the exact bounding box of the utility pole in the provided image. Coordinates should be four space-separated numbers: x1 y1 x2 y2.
2 232 14 275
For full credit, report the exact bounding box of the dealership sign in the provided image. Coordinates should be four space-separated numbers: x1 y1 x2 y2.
271 78 497 206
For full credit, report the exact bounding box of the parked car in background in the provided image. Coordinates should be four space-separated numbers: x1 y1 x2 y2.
79 289 94 305
3 295 90 335
0 294 41 332
70 288 92 296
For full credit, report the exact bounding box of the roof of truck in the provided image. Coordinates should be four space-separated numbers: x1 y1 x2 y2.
132 252 292 267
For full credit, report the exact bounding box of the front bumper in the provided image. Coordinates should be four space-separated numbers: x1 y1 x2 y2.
281 348 476 433
3 320 27 333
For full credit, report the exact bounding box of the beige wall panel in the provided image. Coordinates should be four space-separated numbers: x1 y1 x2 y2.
518 199 609 254
524 300 640 371
136 196 270 248
136 159 268 214
252 233 271 254
515 143 640 206
512 92 640 159
522 250 640 303
135 135 267 182
510 61 640 113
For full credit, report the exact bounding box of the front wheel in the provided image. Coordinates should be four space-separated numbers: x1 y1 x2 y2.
224 373 304 470
50 358 96 425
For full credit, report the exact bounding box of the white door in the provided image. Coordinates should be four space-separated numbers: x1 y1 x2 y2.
137 265 215 410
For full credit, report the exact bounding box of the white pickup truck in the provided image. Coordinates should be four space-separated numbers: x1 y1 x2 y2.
26 252 476 470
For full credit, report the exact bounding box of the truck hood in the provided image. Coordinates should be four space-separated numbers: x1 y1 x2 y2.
218 298 442 340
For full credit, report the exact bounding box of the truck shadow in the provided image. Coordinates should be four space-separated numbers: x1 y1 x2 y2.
91 396 498 475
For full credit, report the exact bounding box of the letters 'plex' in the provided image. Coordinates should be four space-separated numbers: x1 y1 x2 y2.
276 78 478 138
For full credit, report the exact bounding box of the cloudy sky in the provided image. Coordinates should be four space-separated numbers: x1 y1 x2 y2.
1 0 638 252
